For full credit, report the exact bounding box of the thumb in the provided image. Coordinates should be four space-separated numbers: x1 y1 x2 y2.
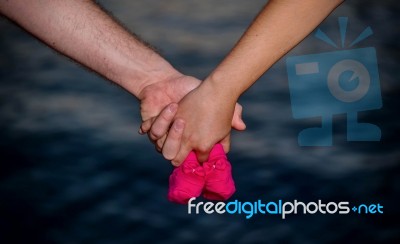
232 103 246 131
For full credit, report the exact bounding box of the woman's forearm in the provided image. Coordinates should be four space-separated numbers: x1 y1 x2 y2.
205 0 344 100
0 0 180 98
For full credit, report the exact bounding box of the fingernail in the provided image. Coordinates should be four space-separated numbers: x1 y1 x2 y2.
168 103 178 113
138 128 144 134
173 120 184 131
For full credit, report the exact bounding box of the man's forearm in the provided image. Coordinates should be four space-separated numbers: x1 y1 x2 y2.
0 0 180 98
205 0 343 100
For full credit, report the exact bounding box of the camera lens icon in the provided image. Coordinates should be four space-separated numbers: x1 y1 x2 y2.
327 59 370 103
286 47 382 146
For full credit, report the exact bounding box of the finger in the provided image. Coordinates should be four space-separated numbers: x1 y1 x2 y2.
232 103 246 131
171 142 192 167
149 103 178 140
220 134 231 153
140 117 155 134
155 134 167 152
162 119 185 161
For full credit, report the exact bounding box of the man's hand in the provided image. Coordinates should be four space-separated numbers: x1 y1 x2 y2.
138 75 245 161
138 75 199 152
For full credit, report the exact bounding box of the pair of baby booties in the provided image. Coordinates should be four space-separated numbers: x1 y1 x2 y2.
168 144 235 204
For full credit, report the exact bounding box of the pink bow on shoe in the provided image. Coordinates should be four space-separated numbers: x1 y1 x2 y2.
182 161 205 176
203 159 227 174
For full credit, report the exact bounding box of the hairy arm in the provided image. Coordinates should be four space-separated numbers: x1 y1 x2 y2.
0 0 180 98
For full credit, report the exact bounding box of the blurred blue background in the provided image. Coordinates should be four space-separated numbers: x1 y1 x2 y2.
0 0 399 243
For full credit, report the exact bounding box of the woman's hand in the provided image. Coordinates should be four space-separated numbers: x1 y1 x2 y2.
168 81 239 165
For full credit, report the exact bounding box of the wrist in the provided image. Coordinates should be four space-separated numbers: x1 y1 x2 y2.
199 76 239 107
203 71 242 102
120 58 183 99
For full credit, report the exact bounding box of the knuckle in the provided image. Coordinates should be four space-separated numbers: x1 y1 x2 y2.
169 127 182 139
160 110 172 121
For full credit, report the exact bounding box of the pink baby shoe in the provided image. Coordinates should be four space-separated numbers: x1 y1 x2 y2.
168 151 205 204
202 144 235 201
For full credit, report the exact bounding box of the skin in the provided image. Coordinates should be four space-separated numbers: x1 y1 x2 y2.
142 0 344 165
0 0 246 160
